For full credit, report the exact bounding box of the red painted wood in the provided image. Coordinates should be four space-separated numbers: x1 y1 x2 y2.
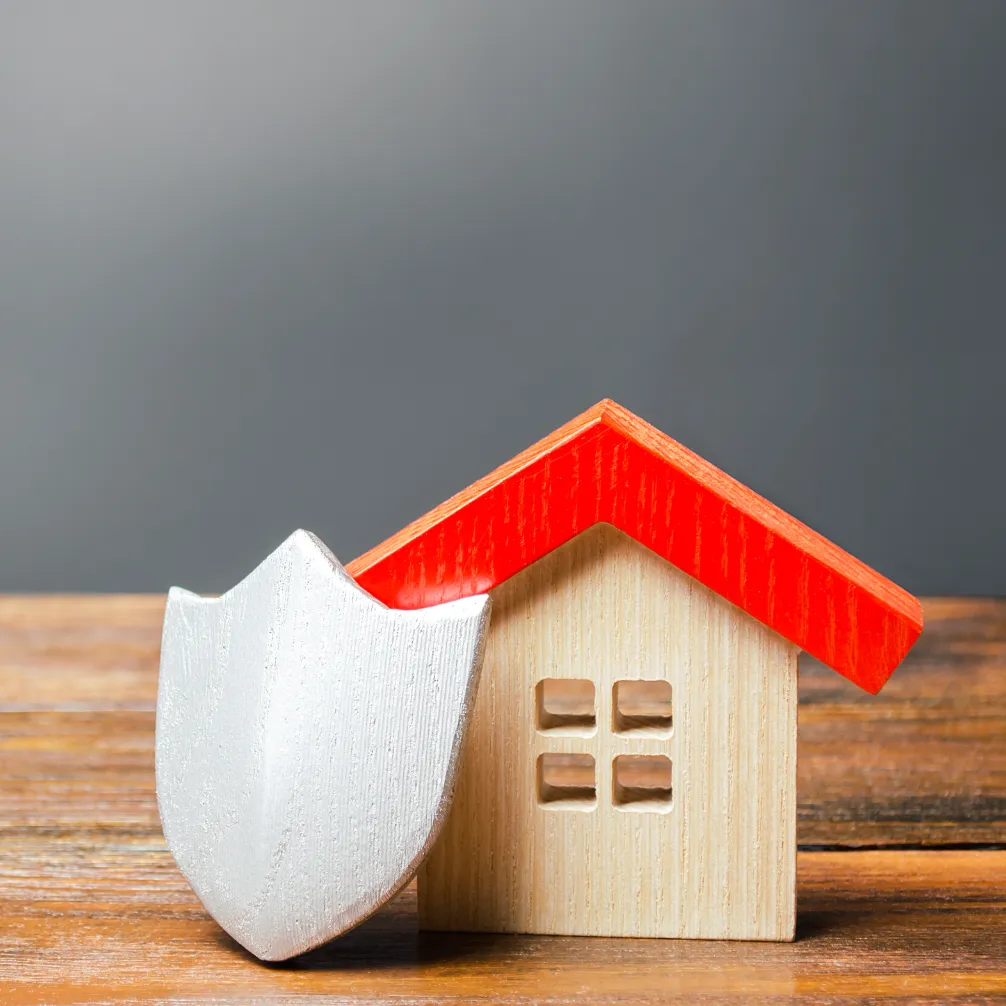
347 400 923 693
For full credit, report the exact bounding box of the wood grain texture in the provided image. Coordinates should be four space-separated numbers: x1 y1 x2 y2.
799 599 1006 847
418 523 798 940
0 595 1003 1002
156 531 491 960
2 847 1005 1004
347 399 922 693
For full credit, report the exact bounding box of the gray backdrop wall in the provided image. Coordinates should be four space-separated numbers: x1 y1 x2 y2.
2 2 1004 595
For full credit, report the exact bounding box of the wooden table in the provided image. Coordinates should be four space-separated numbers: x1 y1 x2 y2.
0 596 1003 1004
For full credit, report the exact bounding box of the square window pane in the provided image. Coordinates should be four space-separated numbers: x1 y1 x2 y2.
537 753 596 810
613 679 672 735
537 678 596 732
613 754 672 811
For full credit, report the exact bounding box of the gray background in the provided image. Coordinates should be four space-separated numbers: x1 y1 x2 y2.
2 2 1004 595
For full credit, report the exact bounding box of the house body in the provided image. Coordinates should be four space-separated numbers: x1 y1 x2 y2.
347 401 922 941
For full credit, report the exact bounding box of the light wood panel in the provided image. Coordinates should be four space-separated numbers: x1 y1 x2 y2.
418 524 798 940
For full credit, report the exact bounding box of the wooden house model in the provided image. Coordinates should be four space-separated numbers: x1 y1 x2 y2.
346 400 922 942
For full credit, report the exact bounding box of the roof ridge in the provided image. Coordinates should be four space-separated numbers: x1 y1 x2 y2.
347 400 922 693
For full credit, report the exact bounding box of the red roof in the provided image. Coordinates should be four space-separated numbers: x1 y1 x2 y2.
347 400 922 693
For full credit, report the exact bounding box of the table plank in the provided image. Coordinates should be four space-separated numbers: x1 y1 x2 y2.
1 847 1004 1004
799 598 1006 847
2 595 1002 847
0 595 1004 1003
0 596 163 711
